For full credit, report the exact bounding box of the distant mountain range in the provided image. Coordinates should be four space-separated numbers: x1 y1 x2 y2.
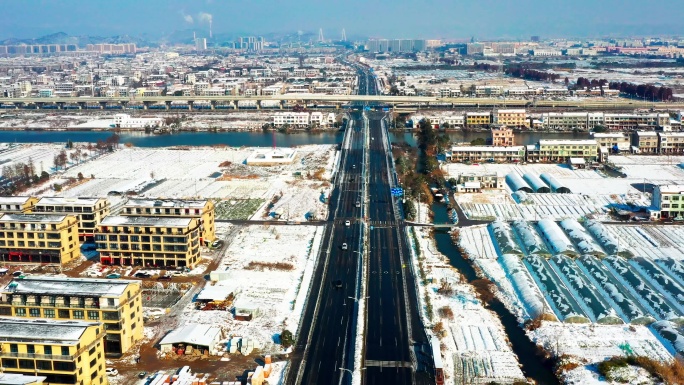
0 32 158 47
0 30 360 48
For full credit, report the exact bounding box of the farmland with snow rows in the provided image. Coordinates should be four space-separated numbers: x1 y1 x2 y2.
524 254 589 323
558 219 606 257
630 257 684 314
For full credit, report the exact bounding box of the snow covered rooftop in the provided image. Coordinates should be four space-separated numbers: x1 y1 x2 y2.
196 285 235 302
451 146 524 152
245 148 297 165
0 317 97 344
4 276 135 297
0 213 67 223
0 373 47 385
36 197 104 206
100 215 193 228
124 198 208 209
539 139 597 146
159 324 221 348
655 184 684 194
0 196 33 205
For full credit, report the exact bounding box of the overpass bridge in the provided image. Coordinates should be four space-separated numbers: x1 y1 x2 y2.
1 95 683 111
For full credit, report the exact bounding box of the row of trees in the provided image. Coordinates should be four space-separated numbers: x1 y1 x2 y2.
0 157 49 195
608 82 674 101
575 77 608 89
505 67 561 82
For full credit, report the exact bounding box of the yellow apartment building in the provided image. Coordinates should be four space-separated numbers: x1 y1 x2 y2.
32 197 110 242
465 112 492 127
95 216 201 269
119 199 215 244
0 276 143 356
0 317 108 385
0 197 38 214
494 109 528 127
0 214 79 266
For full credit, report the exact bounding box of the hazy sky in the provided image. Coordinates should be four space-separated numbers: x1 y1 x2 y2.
0 0 679 40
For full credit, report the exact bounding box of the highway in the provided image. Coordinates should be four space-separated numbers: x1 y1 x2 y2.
361 71 434 384
285 66 435 385
284 104 366 384
2 94 684 110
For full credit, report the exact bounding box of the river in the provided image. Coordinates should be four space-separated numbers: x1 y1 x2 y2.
431 202 559 385
0 129 589 148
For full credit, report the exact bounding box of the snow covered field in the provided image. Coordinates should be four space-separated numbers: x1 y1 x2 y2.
444 160 673 221
530 322 673 384
0 143 95 175
455 219 684 382
409 226 525 385
180 224 323 355
34 145 337 221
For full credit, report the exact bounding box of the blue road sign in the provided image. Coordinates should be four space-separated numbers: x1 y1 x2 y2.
364 106 371 111
391 187 404 197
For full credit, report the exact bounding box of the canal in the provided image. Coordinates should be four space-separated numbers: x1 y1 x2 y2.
431 202 560 385
0 129 589 148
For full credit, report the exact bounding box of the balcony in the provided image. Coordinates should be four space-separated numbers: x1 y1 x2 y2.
0 351 74 361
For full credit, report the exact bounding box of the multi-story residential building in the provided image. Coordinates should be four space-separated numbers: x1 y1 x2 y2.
494 109 527 127
474 85 504 96
456 173 504 189
0 214 79 266
32 197 109 242
448 146 525 163
658 132 684 154
0 197 37 214
0 317 107 385
273 112 310 127
119 199 215 244
95 216 201 269
632 131 659 154
652 185 684 220
490 126 515 146
465 112 492 127
592 132 631 152
603 113 669 130
541 112 604 131
526 139 600 163
0 276 143 356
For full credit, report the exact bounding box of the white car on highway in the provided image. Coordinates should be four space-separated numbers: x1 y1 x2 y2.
345 220 351 226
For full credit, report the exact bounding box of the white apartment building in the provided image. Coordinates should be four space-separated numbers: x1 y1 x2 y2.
273 112 310 127
603 113 669 130
475 85 504 96
658 132 684 154
591 133 631 151
113 114 163 129
541 112 604 131
310 112 336 127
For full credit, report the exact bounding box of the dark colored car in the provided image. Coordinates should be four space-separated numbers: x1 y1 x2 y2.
157 275 172 280
138 371 147 379
134 272 151 279
332 279 343 289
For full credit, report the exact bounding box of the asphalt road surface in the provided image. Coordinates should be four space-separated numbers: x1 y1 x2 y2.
285 107 366 385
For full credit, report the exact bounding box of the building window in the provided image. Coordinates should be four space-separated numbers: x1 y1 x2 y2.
29 308 40 317
58 309 70 318
15 308 26 317
61 346 70 356
88 311 99 320
107 298 115 307
73 310 84 319
44 346 52 355
44 309 55 318
10 344 18 353
27 345 35 354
